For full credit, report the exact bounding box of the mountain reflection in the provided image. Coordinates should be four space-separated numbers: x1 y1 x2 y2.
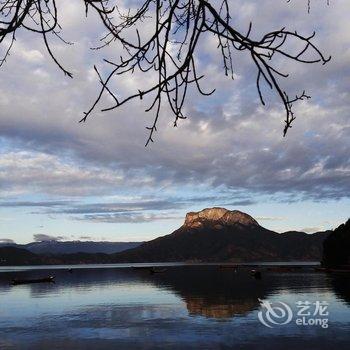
132 266 350 318
140 266 272 318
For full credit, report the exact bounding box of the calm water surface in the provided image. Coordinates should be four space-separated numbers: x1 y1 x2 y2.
0 265 349 349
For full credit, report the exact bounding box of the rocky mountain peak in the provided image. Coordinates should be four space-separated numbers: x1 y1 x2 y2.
184 207 259 228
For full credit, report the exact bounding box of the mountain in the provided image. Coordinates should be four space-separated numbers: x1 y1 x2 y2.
0 247 43 265
112 207 330 263
0 246 114 265
0 240 142 255
322 219 350 268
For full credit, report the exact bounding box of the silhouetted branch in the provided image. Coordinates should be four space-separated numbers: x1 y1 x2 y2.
0 1 331 145
287 0 330 13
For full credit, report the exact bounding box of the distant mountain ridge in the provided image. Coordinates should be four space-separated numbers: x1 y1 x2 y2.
0 208 334 265
112 208 330 263
0 246 114 265
0 240 142 255
0 247 41 265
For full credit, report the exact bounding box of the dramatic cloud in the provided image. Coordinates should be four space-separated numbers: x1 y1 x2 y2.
0 1 349 239
0 1 348 200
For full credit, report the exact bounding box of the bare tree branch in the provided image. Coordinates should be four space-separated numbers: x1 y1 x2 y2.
0 0 331 145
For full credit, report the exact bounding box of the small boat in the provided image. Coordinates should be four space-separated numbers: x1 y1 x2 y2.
132 266 152 271
250 270 262 279
219 265 237 270
11 276 55 286
149 267 167 274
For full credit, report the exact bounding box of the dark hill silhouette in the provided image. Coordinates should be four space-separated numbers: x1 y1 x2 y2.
0 246 114 265
0 240 142 255
112 208 329 263
0 247 43 265
322 219 350 268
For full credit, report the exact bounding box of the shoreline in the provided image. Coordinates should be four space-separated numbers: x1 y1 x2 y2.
0 261 321 273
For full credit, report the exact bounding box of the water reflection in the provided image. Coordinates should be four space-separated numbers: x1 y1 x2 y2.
330 274 350 305
140 267 272 318
0 266 349 349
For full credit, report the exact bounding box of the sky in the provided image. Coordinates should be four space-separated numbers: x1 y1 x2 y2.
0 0 349 244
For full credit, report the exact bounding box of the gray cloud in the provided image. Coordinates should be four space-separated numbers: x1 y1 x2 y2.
53 199 182 215
0 151 149 197
223 199 257 207
256 216 286 222
79 235 92 240
0 238 15 243
77 212 182 224
36 193 255 219
0 201 72 208
33 234 67 242
300 227 324 234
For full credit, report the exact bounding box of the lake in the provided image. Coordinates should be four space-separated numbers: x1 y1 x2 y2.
0 264 349 349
